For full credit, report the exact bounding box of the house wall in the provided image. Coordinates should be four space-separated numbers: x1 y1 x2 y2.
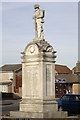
0 72 8 82
72 84 80 94
0 70 22 97
78 84 80 94
14 70 22 98
19 87 22 98
12 72 16 93
0 72 14 93
8 85 12 93
0 72 13 82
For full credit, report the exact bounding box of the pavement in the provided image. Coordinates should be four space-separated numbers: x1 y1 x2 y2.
0 99 80 119
0 99 21 116
0 99 21 105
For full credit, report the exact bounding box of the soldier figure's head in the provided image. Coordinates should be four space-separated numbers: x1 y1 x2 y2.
34 4 39 9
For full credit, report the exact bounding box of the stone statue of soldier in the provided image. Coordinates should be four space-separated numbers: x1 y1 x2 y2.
33 4 45 40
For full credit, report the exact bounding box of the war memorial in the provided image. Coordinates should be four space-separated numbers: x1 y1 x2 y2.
10 4 67 119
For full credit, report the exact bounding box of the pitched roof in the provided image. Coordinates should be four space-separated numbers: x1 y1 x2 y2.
0 64 22 72
0 64 72 74
55 64 72 74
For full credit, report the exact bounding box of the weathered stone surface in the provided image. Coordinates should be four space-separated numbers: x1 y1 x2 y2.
22 40 56 55
19 39 57 115
10 111 67 118
10 39 68 118
20 99 58 112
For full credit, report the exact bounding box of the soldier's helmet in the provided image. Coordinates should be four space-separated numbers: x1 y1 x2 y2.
34 4 39 9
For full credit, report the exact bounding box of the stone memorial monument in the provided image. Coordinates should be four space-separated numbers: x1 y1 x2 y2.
10 4 67 118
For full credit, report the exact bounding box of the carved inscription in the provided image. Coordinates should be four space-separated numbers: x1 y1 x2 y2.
25 65 39 97
46 64 51 96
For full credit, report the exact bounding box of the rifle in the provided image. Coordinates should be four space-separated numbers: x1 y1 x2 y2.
34 18 37 38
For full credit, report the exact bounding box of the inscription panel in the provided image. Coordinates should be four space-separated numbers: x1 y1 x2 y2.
46 64 52 96
25 65 39 97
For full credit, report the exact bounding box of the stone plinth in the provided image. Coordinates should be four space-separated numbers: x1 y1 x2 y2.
10 111 67 118
20 40 56 113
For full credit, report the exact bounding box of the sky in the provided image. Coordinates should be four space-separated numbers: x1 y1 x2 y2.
0 2 78 69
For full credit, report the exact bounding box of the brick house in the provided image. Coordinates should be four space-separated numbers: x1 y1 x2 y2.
14 68 22 98
55 64 72 74
55 63 80 97
0 64 22 98
55 64 72 97
0 63 80 98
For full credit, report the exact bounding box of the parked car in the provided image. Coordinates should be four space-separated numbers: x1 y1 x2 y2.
58 94 80 115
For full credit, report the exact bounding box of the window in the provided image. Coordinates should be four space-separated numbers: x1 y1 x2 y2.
69 96 80 101
76 96 80 101
61 95 70 101
78 96 80 100
70 96 76 101
0 85 6 92
8 73 13 79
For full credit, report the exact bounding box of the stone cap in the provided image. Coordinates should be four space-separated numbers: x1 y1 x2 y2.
22 40 56 55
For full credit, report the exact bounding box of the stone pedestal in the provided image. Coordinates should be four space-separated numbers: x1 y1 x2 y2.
10 40 67 118
20 40 56 113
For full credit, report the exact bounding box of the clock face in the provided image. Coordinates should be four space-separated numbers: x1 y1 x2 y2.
30 46 35 53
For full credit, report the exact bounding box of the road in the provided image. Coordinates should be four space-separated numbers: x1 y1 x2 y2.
0 99 80 118
0 99 21 116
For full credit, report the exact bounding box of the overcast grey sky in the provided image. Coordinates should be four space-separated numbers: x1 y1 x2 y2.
1 2 78 69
